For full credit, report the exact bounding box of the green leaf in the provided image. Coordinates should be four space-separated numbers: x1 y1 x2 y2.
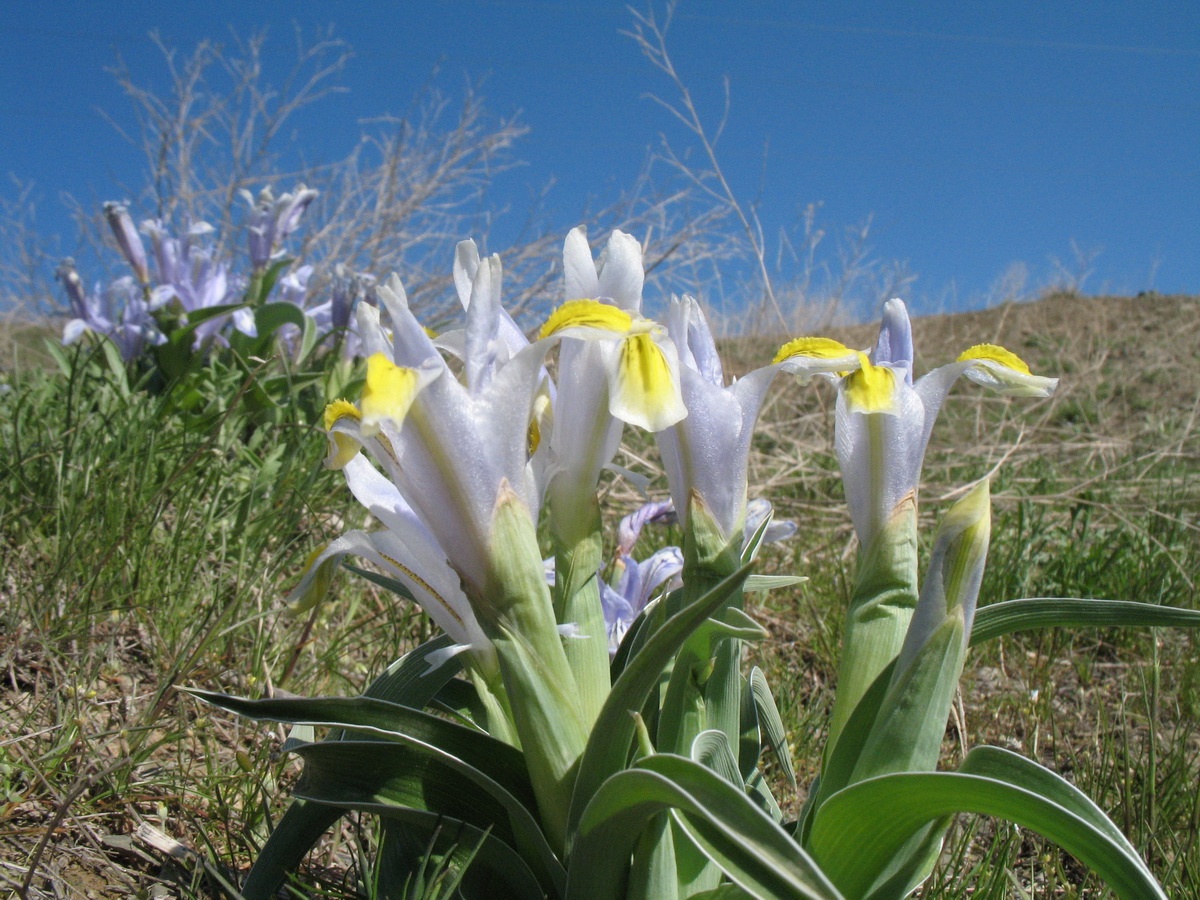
291 740 564 896
231 638 469 899
690 887 755 900
567 563 755 836
185 691 532 806
567 754 843 900
345 561 419 603
254 301 307 337
971 597 1200 646
181 301 247 328
749 667 796 788
361 633 463 707
808 754 1166 900
744 574 806 592
958 746 1150 875
691 730 742 786
241 799 344 900
297 312 319 363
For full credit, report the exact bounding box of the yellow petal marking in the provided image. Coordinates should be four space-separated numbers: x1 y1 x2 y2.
361 353 421 435
844 352 897 413
539 298 633 339
423 325 438 339
957 343 1032 375
618 332 676 418
773 336 855 365
527 389 553 457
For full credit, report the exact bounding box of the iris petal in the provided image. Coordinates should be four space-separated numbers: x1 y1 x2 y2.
610 332 687 432
361 353 422 436
539 299 633 339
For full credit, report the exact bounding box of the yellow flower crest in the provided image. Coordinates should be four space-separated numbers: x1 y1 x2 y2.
539 299 634 340
322 399 364 470
844 353 897 413
323 398 361 431
772 336 855 365
957 343 1032 375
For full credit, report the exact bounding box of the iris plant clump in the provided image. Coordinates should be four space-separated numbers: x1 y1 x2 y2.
58 186 366 369
193 228 1200 899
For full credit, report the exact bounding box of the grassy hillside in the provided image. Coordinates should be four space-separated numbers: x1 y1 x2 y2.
1 292 1197 897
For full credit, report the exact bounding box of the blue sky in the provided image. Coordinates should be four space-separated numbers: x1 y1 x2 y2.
2 0 1197 317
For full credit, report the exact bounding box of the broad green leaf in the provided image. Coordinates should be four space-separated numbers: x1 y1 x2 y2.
958 746 1150 877
185 301 248 327
796 661 896 844
567 563 755 836
849 618 964 782
691 730 741 786
360 633 463 707
292 740 564 896
808 766 1166 900
254 301 307 337
744 574 806 592
749 667 796 787
971 597 1200 646
185 691 532 806
257 257 294 305
691 887 755 900
567 754 842 900
825 503 918 754
227 638 470 899
657 606 762 757
295 311 319 363
241 799 343 900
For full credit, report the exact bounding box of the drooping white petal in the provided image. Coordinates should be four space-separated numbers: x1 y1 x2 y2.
604 332 688 433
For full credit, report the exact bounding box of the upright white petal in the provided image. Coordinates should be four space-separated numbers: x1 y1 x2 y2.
596 230 644 312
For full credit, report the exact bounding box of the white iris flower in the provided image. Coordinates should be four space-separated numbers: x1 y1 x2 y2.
656 294 781 545
775 298 1057 549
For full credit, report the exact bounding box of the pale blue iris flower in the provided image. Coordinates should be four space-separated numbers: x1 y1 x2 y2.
656 294 781 545
58 262 162 361
142 219 255 346
242 185 318 272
